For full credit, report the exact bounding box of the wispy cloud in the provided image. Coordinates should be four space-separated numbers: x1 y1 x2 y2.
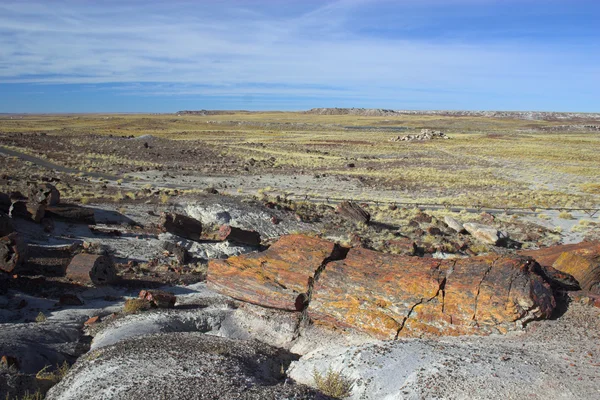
0 0 598 111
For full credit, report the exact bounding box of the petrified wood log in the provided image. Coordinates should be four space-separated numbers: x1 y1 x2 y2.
46 204 95 224
336 201 370 224
208 234 344 311
65 254 117 285
310 249 555 339
0 233 27 273
218 225 261 246
160 212 202 241
521 241 600 293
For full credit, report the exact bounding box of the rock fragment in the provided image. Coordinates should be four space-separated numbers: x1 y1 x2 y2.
464 222 506 245
0 233 27 274
65 254 117 285
218 225 261 246
337 201 370 224
160 212 202 241
139 290 176 308
444 216 465 233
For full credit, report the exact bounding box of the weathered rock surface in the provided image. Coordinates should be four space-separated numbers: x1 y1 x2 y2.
219 225 261 246
444 215 465 233
160 212 202 241
310 248 554 339
208 234 343 311
46 204 95 224
46 333 325 400
0 233 27 273
521 241 600 293
65 254 117 285
464 222 506 245
337 201 370 224
139 289 176 308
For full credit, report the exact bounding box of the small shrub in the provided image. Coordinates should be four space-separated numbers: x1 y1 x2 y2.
36 361 70 383
35 312 47 323
313 367 355 399
558 211 574 220
123 298 152 314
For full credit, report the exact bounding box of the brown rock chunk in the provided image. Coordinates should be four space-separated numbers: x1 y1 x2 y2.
519 241 599 267
337 201 370 224
219 225 261 246
385 238 417 256
139 289 176 308
160 212 202 241
65 254 117 285
0 233 27 273
46 204 95 224
310 249 555 339
1 355 19 370
207 234 342 311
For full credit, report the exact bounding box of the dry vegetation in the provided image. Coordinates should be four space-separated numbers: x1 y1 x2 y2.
1 112 599 210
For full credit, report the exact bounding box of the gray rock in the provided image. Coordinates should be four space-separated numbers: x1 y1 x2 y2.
46 333 327 400
444 215 465 233
463 222 505 245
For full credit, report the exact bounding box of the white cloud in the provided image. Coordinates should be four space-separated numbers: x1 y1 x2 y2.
0 0 598 107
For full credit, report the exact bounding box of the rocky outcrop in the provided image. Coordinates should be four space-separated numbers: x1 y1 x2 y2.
208 235 556 339
390 129 449 142
207 235 344 311
310 248 554 339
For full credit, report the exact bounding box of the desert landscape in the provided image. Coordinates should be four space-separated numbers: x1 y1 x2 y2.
1 109 599 399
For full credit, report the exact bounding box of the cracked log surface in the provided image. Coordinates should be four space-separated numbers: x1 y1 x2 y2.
207 234 341 311
311 249 554 339
208 235 556 339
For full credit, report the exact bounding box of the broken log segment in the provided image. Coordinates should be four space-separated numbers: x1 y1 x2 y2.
219 225 261 246
0 233 27 274
160 212 202 241
336 201 371 224
46 204 95 224
208 234 343 311
310 250 555 339
65 254 117 285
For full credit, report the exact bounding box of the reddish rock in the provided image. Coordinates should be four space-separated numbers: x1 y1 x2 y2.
65 254 117 286
207 234 343 311
160 212 202 241
310 249 555 339
0 233 27 273
219 225 261 246
413 212 432 223
521 241 600 293
138 289 176 308
84 316 100 325
337 201 370 224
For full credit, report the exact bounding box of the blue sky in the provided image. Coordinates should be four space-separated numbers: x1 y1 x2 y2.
0 0 598 112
